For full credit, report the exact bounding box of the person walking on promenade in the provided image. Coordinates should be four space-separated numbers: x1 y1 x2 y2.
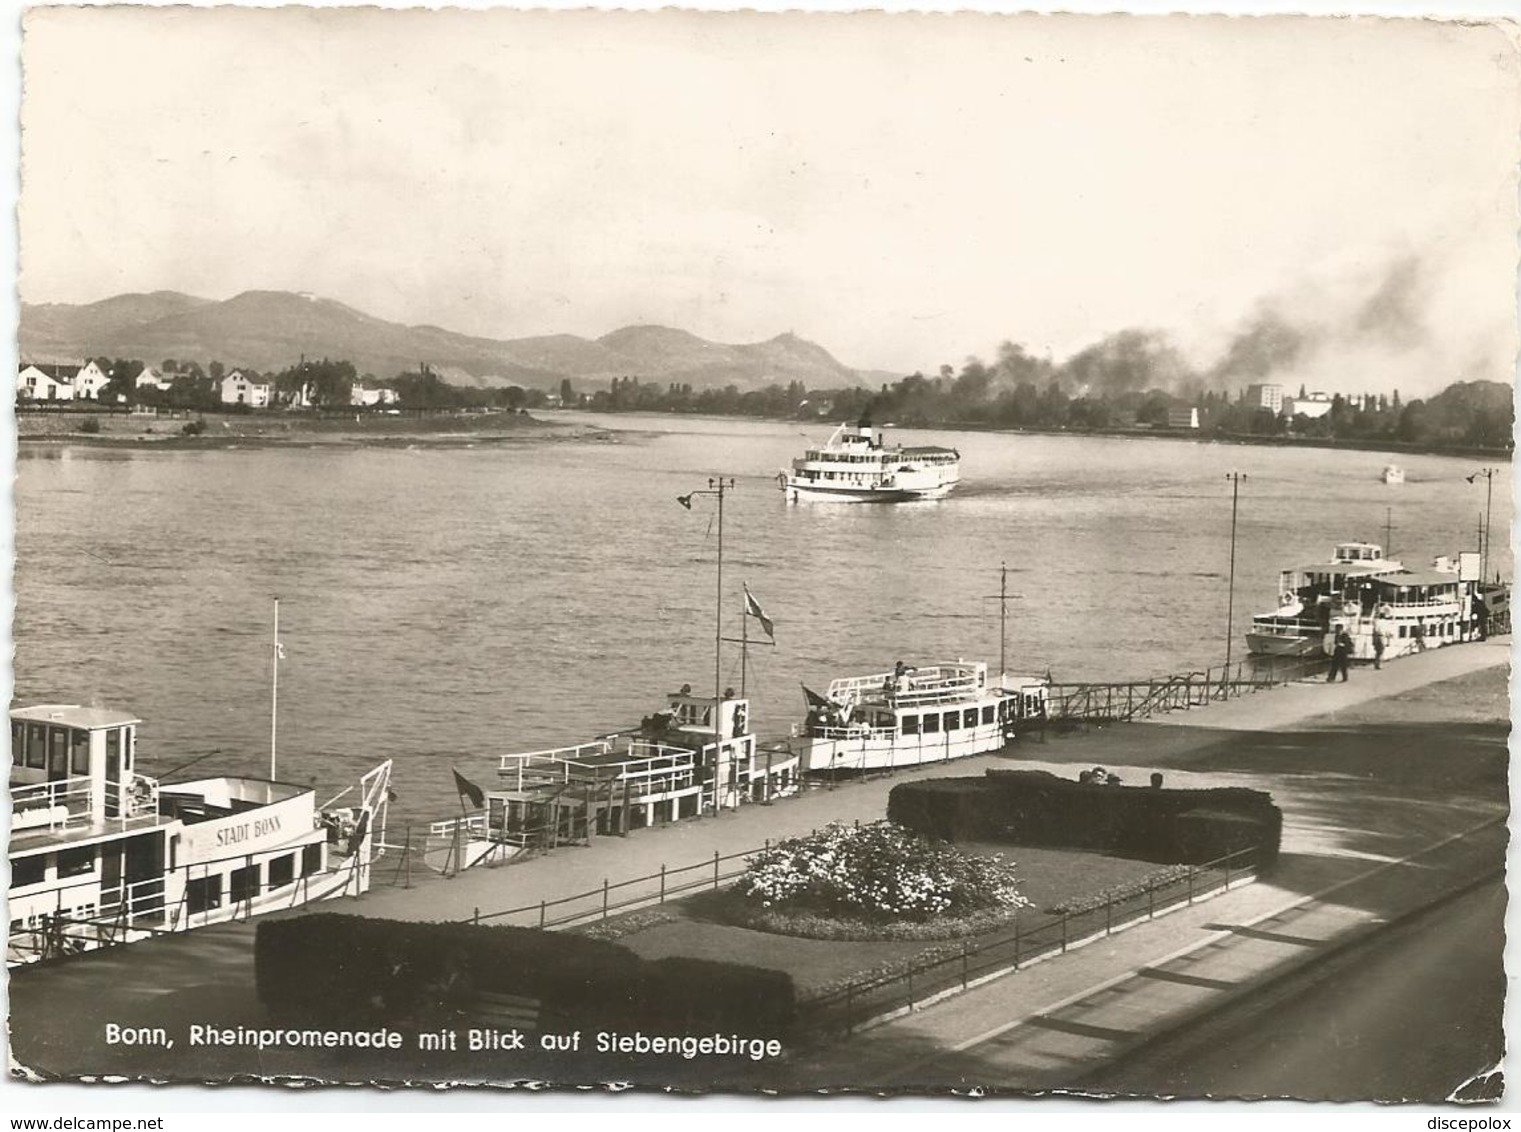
1372 624 1386 670
1328 626 1353 682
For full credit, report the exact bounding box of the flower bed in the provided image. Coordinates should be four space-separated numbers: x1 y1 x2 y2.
734 821 1030 935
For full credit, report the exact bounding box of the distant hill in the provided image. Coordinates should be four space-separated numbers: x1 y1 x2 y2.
19 290 878 393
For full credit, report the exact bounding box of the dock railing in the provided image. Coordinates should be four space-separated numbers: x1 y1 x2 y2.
1047 652 1330 724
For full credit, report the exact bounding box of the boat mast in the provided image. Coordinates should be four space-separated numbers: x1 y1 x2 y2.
999 562 1008 678
678 477 735 814
270 596 280 780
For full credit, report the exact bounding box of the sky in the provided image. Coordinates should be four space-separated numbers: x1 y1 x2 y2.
16 3 1521 395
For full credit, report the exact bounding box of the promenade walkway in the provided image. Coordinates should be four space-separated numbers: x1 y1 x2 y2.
355 638 1509 928
8 638 1509 1091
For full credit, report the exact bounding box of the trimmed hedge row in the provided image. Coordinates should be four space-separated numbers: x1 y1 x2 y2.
255 913 796 1038
887 770 1281 867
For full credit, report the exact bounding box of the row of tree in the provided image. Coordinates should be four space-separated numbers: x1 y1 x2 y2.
569 364 1512 451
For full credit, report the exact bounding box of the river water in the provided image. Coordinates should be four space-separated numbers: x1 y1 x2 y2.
12 413 1510 823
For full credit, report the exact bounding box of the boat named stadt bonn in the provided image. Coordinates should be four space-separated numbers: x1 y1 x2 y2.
782 421 960 503
9 703 391 966
796 661 1049 773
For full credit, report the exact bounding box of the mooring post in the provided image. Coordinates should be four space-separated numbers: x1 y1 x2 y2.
713 849 721 890
660 863 667 904
539 899 546 929
602 878 609 919
473 906 480 925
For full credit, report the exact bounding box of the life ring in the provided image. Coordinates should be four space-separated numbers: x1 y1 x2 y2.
1376 604 1392 618
1280 592 1296 607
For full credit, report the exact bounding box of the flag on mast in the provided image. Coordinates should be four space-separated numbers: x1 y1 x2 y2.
744 585 775 641
452 767 485 810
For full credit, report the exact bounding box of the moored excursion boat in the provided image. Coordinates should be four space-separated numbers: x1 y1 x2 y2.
1245 541 1488 662
427 686 801 872
795 661 1049 773
1381 464 1406 485
8 704 392 966
782 420 960 503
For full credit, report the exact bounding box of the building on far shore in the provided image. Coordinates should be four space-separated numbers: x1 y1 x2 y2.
1166 407 1200 430
1244 383 1284 413
16 362 77 400
219 370 272 408
1283 392 1334 420
351 384 399 408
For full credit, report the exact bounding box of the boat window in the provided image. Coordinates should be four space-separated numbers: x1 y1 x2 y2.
57 846 94 878
981 705 995 725
230 864 259 904
10 720 21 766
186 875 222 914
963 708 978 729
268 854 295 889
70 730 90 776
48 727 68 777
901 714 919 736
944 711 961 732
26 723 45 769
10 855 45 888
302 843 323 877
922 713 939 734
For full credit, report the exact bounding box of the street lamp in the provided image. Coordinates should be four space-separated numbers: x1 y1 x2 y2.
1223 472 1247 693
678 477 735 813
1466 468 1498 584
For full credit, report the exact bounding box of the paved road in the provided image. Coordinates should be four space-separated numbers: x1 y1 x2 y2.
1083 878 1507 1102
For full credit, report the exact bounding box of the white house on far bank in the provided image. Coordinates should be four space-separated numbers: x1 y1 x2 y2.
73 360 112 400
351 384 399 407
1283 392 1334 420
17 363 76 400
219 370 272 408
135 365 173 393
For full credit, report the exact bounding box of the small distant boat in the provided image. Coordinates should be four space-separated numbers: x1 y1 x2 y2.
1381 465 1405 484
8 703 391 966
796 661 1048 773
782 420 960 503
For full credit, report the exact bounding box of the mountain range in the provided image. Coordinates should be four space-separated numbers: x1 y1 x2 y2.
19 290 883 393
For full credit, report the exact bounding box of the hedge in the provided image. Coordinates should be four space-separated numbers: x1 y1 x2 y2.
887 769 1281 867
255 913 796 1038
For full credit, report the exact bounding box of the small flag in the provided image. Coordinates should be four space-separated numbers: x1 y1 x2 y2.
744 585 775 641
452 767 485 810
802 685 831 709
347 809 370 856
275 642 287 660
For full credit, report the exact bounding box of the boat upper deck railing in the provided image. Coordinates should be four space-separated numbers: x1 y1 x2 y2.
828 664 986 708
10 772 161 839
495 739 706 793
498 740 613 775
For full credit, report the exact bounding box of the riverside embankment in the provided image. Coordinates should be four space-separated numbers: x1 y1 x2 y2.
7 638 1508 1092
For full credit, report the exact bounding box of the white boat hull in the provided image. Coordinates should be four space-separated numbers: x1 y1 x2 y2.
784 477 957 504
1245 630 1322 657
800 720 1008 772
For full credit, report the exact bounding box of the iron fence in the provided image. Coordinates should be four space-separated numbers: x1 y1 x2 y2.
799 845 1259 1039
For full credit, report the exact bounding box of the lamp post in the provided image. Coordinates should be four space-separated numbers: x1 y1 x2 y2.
1223 473 1247 694
1467 468 1498 584
677 477 735 813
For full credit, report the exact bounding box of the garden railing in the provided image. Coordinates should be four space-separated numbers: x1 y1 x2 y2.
798 845 1259 1040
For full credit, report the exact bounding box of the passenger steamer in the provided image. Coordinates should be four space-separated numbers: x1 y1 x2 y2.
1245 541 1488 662
796 661 1049 773
8 704 391 966
783 421 960 503
429 686 800 872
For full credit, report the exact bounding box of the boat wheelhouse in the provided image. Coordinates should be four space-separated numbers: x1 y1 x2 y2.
796 662 1048 773
429 687 799 872
783 421 960 503
8 704 391 966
